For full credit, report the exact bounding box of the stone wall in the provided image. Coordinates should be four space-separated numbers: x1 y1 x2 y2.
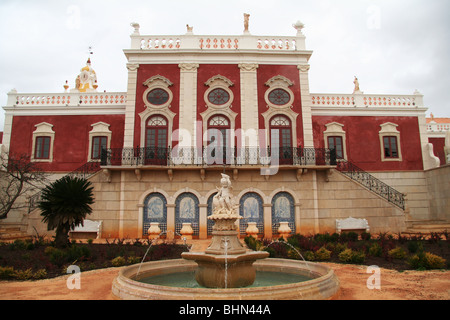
78 167 406 239
425 164 450 221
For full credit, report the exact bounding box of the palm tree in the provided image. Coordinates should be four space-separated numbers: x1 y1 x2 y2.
39 176 94 248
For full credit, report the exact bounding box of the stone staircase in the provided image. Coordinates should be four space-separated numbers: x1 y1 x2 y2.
404 220 450 235
0 222 31 240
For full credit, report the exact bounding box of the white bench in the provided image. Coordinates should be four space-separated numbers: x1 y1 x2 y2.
336 217 370 234
70 220 102 239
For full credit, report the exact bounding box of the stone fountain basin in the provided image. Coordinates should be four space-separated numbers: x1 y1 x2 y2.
112 258 340 300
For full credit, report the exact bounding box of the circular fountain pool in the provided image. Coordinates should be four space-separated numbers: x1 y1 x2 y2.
112 258 340 300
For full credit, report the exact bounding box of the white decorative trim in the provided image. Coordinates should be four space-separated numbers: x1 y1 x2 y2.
138 108 176 148
261 106 298 147
323 122 347 160
142 75 174 110
88 122 112 162
379 122 402 162
31 122 55 162
204 75 234 110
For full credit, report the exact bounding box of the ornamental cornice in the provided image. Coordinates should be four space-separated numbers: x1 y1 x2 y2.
204 75 234 88
143 75 173 88
238 63 259 72
178 63 200 71
126 63 140 71
264 75 293 88
297 64 310 73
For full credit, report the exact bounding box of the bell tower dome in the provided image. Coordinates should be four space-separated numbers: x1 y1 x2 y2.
71 58 98 93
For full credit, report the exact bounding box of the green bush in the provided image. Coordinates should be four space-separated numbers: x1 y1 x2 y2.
303 251 315 261
49 248 67 267
0 266 15 279
111 256 126 267
338 248 365 264
408 251 447 270
388 247 407 259
368 243 383 257
314 247 331 261
407 241 422 254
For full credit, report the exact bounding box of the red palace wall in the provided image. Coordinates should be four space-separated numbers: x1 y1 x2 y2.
134 63 304 148
134 64 181 148
312 115 423 171
196 64 242 144
9 114 125 172
257 65 303 147
429 137 446 165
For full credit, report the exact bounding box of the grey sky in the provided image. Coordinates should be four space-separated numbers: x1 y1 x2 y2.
1 0 449 131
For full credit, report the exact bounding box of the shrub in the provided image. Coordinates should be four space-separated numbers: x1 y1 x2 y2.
369 243 382 257
65 245 91 263
314 247 331 261
424 252 446 269
303 251 315 261
111 256 126 267
338 248 354 263
361 232 371 241
388 247 407 260
407 241 422 254
408 252 447 270
0 266 15 279
49 248 67 267
338 248 365 264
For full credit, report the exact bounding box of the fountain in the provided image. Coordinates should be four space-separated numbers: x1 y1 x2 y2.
112 174 340 300
181 174 269 288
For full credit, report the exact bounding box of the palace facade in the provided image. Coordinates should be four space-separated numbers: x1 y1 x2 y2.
1 19 449 239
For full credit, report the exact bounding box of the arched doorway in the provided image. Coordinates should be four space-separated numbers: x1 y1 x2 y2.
145 115 168 165
207 115 231 165
270 115 293 165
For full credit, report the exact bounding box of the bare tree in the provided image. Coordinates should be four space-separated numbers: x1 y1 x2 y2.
0 152 48 220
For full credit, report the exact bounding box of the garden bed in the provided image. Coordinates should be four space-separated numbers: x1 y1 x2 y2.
245 232 450 272
0 231 449 281
0 238 189 280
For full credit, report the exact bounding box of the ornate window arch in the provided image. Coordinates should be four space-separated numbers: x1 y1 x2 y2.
261 75 299 147
379 122 402 162
142 75 174 109
200 75 237 148
323 122 347 160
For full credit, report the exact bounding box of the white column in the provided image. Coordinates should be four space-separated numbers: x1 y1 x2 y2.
178 63 199 148
239 63 259 147
199 204 208 239
123 63 139 148
298 64 314 148
312 170 320 234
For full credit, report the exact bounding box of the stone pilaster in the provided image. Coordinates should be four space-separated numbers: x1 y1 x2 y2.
239 63 259 147
178 63 199 148
298 64 314 148
123 63 139 148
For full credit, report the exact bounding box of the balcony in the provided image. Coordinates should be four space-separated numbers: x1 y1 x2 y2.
100 146 337 168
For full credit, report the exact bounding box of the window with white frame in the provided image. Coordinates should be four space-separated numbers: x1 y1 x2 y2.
323 122 347 160
379 123 402 162
31 122 55 162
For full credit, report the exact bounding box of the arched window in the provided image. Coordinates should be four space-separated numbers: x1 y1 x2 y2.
143 193 167 237
206 115 231 165
145 115 168 165
270 115 293 165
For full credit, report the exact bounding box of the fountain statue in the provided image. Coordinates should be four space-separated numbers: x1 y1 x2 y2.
182 174 269 288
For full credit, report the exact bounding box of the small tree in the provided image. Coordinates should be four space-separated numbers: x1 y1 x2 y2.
0 152 47 220
39 176 94 248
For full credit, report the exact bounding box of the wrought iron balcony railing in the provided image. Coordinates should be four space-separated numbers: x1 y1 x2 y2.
100 146 337 167
336 160 405 210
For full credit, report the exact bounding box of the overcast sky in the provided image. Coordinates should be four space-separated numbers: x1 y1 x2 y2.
1 0 449 131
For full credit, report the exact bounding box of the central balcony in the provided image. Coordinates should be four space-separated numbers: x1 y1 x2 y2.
100 146 337 169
